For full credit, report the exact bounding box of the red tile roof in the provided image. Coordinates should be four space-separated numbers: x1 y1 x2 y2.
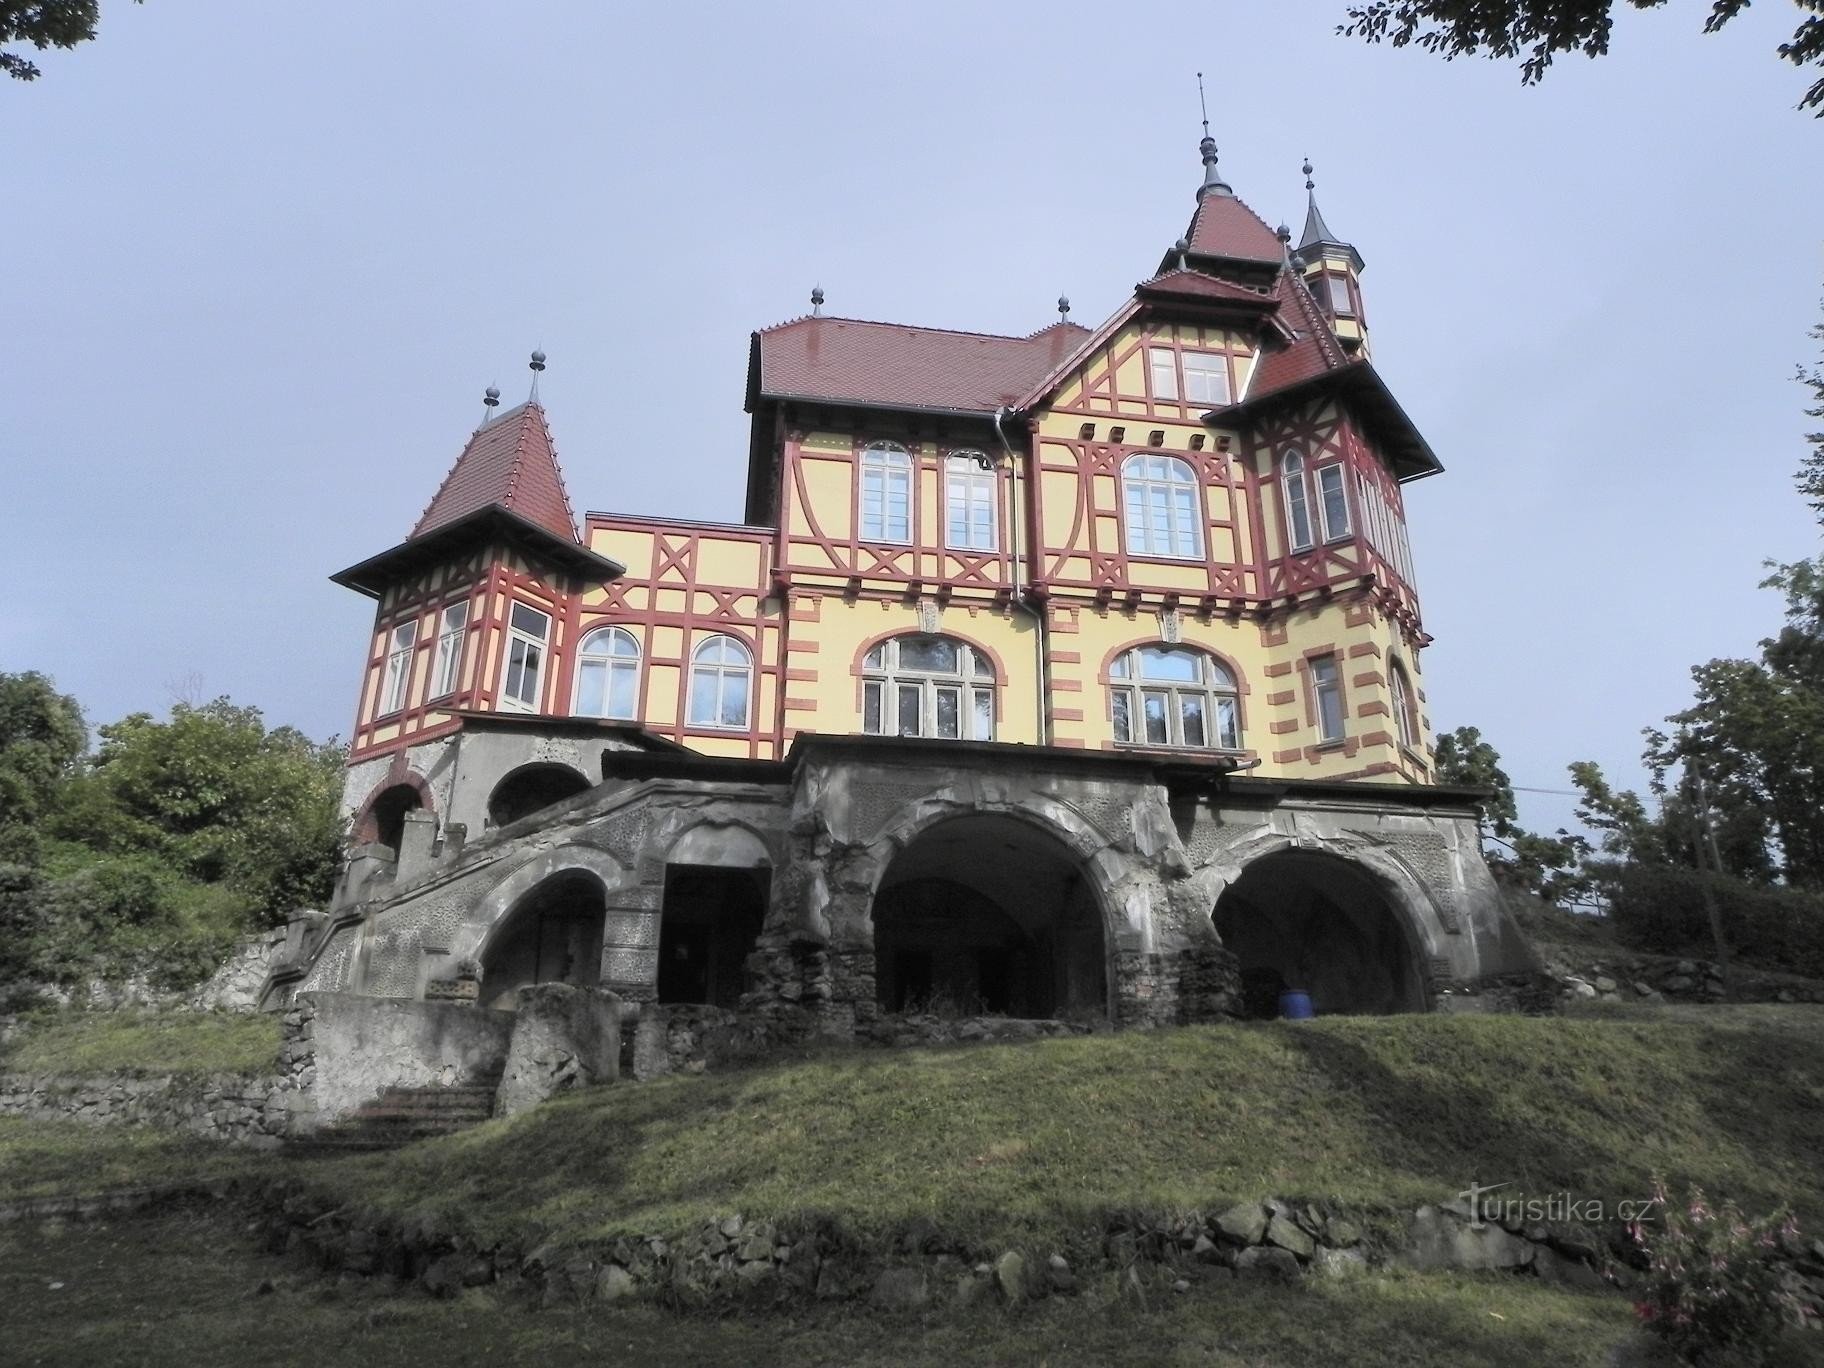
1136 268 1281 308
752 316 1092 415
1184 193 1286 265
1247 270 1350 399
411 402 578 543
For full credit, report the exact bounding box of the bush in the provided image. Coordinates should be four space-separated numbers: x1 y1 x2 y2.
1631 1180 1810 1365
1604 863 1824 977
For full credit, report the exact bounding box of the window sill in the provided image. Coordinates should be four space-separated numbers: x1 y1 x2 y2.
1112 741 1248 757
1125 550 1206 565
1313 738 1348 752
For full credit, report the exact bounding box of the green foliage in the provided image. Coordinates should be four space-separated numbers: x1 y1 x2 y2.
1604 862 1824 976
0 676 345 991
1631 1181 1809 1364
0 671 85 830
1340 0 1824 115
0 0 143 82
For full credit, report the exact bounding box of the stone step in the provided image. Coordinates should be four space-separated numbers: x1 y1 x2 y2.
287 1078 502 1153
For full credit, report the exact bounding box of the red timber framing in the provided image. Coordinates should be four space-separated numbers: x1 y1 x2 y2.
772 419 1018 599
348 544 581 764
579 512 783 759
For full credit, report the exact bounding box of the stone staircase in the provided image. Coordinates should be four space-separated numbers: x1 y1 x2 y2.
290 1076 501 1153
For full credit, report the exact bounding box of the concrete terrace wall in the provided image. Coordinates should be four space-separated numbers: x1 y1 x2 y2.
296 992 514 1128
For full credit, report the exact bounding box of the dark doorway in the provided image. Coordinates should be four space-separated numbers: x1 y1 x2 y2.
1213 850 1426 1018
871 815 1107 1020
488 764 592 829
479 870 606 1011
657 865 768 1008
365 784 423 856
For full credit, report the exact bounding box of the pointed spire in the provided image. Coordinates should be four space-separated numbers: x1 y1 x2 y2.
412 401 578 543
1295 159 1362 269
1195 71 1231 199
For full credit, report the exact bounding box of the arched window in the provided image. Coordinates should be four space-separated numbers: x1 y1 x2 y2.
859 442 912 543
574 626 641 719
862 634 996 740
687 634 752 730
1110 645 1240 750
1122 454 1202 559
1390 660 1419 750
1281 450 1314 552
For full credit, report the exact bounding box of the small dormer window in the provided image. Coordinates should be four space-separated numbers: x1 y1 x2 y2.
1324 274 1354 317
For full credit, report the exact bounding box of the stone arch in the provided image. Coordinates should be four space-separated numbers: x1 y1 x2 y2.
352 774 435 854
469 846 627 1011
859 799 1130 1020
666 821 774 870
487 762 593 830
1212 841 1436 1017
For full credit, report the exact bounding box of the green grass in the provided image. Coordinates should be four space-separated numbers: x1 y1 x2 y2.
0 1206 1702 1368
304 1008 1824 1252
0 1117 264 1201
0 1010 281 1079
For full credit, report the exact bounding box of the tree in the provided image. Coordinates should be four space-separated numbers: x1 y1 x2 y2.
1435 725 1590 901
1341 1 1824 115
3 1 142 82
0 671 85 830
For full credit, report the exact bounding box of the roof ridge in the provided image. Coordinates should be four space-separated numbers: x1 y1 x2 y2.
534 404 580 539
755 313 1069 346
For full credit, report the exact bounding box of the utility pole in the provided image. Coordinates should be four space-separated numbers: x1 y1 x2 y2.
1690 764 1734 1001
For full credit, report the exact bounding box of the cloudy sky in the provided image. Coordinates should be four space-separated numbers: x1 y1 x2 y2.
4 1 1819 836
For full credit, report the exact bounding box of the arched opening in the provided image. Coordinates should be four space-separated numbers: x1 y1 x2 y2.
872 814 1107 1020
478 869 606 1011
363 783 424 857
1213 850 1426 1018
658 865 768 1008
487 764 591 829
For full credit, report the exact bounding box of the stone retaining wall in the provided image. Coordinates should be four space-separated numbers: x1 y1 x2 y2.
1543 952 1824 1006
0 1071 299 1147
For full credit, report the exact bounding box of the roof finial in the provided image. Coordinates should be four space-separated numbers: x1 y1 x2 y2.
1195 72 1231 200
528 348 546 403
1303 157 1315 193
811 284 824 317
1057 294 1070 320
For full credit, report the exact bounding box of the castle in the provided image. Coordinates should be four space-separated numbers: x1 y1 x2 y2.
268 139 1534 1037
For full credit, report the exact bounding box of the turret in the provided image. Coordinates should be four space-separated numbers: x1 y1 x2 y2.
1295 161 1369 357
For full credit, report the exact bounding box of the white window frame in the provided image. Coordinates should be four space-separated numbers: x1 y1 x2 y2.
859 442 912 543
1121 454 1203 560
573 625 641 720
687 634 753 731
1148 346 1179 401
429 601 469 700
1316 463 1352 542
1324 272 1355 317
1311 654 1345 744
1109 645 1241 751
1281 450 1315 552
1179 349 1233 406
944 453 998 552
379 620 418 716
1391 661 1419 750
860 635 996 741
499 602 551 713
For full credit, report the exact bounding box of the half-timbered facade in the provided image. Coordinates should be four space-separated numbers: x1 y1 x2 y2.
290 140 1534 1036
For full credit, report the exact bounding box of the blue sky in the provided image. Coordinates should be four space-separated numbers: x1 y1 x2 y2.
3 1 1819 837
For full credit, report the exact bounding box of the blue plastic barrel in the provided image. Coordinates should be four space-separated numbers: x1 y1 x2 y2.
1278 989 1315 1020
